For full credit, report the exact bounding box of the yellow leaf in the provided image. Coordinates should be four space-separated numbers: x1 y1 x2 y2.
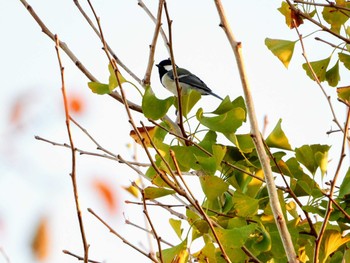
31 217 50 261
130 126 157 147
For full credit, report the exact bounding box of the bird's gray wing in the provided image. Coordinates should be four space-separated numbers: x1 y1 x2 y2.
168 68 212 93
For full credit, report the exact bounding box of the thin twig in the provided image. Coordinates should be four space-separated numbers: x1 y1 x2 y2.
138 0 169 52
19 0 142 113
241 246 262 263
73 0 142 85
141 190 164 263
213 1 298 262
294 0 350 12
163 1 188 142
314 108 350 262
142 0 165 85
88 208 159 263
54 35 89 263
124 218 175 247
62 250 101 263
292 18 347 138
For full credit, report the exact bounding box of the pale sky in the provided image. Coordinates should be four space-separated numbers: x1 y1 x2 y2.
1 1 349 262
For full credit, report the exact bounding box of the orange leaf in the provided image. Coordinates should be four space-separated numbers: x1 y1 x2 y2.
129 126 156 147
93 179 118 214
31 217 50 261
68 93 85 114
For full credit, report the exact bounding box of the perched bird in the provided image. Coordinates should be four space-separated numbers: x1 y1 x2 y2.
156 59 223 100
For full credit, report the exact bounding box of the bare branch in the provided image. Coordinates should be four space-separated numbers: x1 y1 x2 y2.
73 0 142 86
88 208 160 263
54 35 89 262
163 1 188 141
213 1 298 262
138 0 169 51
141 190 164 263
143 0 165 85
62 250 101 263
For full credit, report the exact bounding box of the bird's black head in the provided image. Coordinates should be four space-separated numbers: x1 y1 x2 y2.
156 59 177 79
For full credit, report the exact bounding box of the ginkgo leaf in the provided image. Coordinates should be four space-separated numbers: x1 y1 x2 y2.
123 179 141 198
196 107 245 134
174 89 201 117
325 61 340 87
322 4 350 34
144 186 175 199
302 57 331 82
129 126 157 148
142 87 174 120
265 119 292 150
108 63 127 90
319 230 350 263
265 38 296 68
278 1 303 28
159 239 188 263
169 218 182 239
339 52 350 70
200 175 229 200
337 86 350 104
88 82 110 95
31 217 50 261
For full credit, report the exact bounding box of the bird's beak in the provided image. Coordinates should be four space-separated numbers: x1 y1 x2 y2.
155 64 160 68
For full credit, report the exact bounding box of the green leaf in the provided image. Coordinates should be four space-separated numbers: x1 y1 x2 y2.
169 218 182 239
337 86 350 104
215 224 256 261
339 167 350 199
212 144 226 167
295 144 330 176
196 107 245 134
252 223 272 252
174 89 201 117
142 87 174 120
199 175 229 201
302 57 331 82
87 82 110 95
193 243 217 263
143 186 175 199
160 239 188 263
227 133 255 153
171 146 202 172
265 38 296 68
108 63 127 90
338 53 350 70
212 96 246 117
233 192 259 217
265 119 292 150
325 61 340 87
196 156 217 175
322 5 350 34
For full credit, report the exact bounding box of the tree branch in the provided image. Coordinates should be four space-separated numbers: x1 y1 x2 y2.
142 0 164 85
213 1 298 262
54 35 89 263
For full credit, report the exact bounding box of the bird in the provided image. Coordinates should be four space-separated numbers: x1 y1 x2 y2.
156 59 223 100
